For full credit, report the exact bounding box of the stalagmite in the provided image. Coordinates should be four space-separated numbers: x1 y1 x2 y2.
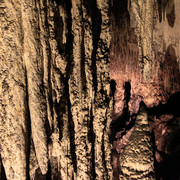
120 103 155 179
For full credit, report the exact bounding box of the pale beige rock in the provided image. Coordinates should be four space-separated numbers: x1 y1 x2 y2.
128 0 154 82
0 0 113 179
93 0 113 179
21 0 48 175
1 0 179 179
120 105 155 179
0 1 27 179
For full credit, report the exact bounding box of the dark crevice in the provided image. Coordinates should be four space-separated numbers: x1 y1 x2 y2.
102 113 108 179
148 92 180 180
0 155 7 180
65 0 74 74
46 162 52 180
150 125 157 180
148 92 180 117
91 8 101 95
160 131 180 180
35 168 46 180
52 0 65 6
25 67 31 180
110 79 116 109
124 81 131 103
45 0 55 137
65 0 77 173
157 0 175 27
166 4 175 28
88 105 96 179
81 10 87 94
84 0 102 95
157 0 163 22
111 0 130 28
53 3 66 55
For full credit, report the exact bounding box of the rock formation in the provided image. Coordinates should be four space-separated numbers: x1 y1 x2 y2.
0 0 179 179
110 0 180 179
0 0 112 179
120 103 155 179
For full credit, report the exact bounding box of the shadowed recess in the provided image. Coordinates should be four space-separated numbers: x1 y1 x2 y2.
84 0 102 95
0 155 7 180
110 79 116 108
157 0 175 27
148 92 180 179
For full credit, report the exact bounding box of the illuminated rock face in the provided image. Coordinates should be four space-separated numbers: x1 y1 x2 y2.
110 0 180 179
120 104 155 179
0 0 179 179
110 0 180 116
0 0 112 179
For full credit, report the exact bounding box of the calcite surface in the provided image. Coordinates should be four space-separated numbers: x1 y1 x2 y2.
110 0 180 179
0 0 179 179
120 104 155 179
0 0 112 179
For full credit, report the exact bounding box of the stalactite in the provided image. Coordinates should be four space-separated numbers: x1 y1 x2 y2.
21 0 49 175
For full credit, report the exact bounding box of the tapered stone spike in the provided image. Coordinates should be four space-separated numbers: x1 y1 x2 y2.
120 103 155 179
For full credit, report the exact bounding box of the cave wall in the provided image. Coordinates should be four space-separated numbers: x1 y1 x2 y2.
0 0 179 179
110 0 180 179
0 0 112 179
110 0 180 116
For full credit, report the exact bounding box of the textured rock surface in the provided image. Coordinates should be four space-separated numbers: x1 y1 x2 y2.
110 0 180 179
0 0 179 179
120 104 155 179
0 0 112 179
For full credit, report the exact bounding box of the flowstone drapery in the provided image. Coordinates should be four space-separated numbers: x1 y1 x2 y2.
0 0 112 179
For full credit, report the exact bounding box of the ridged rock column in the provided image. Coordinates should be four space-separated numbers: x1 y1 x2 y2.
120 104 155 179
